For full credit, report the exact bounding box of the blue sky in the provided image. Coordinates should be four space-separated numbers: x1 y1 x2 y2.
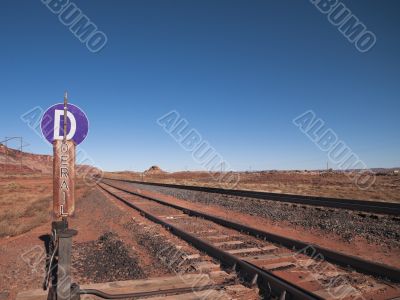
1 0 399 171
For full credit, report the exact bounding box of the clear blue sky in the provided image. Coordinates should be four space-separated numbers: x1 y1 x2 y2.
1 0 399 172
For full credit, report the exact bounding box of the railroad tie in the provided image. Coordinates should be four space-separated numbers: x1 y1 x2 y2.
261 261 296 271
213 240 244 247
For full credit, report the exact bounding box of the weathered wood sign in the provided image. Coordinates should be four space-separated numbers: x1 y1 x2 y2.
41 93 89 219
53 139 75 217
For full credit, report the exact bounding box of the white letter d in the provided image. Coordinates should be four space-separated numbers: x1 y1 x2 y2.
54 109 77 140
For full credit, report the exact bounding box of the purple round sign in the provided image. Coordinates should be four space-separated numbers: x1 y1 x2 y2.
41 103 89 145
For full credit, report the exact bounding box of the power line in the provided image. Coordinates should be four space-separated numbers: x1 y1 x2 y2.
0 137 29 174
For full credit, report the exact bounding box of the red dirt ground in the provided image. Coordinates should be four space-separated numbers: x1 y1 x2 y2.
106 170 400 203
1 172 399 300
1 183 182 300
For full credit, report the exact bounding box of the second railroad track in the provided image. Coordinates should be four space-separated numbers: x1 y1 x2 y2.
103 178 400 216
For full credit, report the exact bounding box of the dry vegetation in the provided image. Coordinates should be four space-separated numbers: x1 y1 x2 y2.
0 175 92 238
106 170 400 203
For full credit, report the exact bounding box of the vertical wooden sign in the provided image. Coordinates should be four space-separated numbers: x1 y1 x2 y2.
42 93 88 219
53 139 76 218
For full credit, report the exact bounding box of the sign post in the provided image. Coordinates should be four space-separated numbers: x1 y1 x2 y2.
41 93 88 300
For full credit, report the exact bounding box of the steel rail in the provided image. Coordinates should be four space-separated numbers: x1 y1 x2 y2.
78 284 227 299
101 180 400 283
98 183 323 300
104 178 400 215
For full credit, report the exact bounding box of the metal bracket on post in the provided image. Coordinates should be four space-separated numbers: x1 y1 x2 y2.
47 219 78 300
56 226 77 300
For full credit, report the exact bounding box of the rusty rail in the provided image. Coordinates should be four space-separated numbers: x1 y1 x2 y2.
77 283 227 299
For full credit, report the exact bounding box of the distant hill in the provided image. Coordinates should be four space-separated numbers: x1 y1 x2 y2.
144 165 167 175
0 144 100 175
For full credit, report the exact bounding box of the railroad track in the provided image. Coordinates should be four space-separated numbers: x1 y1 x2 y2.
103 178 400 215
98 180 400 300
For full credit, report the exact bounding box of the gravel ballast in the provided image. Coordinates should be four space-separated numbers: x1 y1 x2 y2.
72 232 145 283
131 183 400 249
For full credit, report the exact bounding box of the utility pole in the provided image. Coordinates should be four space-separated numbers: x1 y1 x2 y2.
5 137 7 175
1 136 26 174
20 137 22 172
20 139 30 173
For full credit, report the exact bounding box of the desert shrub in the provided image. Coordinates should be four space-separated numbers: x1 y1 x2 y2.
0 196 51 237
0 220 15 237
22 197 51 218
6 182 20 190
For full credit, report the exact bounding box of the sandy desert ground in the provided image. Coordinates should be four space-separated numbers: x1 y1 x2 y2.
106 168 400 203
